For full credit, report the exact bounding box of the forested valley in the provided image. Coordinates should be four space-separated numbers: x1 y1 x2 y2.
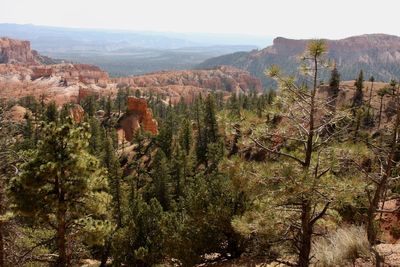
1 40 400 267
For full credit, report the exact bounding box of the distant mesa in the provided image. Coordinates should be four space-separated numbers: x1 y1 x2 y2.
198 34 400 86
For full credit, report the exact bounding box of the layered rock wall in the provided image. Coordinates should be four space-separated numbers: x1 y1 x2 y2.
0 37 40 64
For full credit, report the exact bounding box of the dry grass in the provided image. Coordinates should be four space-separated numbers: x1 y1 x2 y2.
312 225 371 266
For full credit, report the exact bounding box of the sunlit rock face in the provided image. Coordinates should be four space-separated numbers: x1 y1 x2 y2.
118 97 158 142
0 38 41 65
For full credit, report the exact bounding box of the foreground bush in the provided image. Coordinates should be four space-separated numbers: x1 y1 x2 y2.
312 225 371 266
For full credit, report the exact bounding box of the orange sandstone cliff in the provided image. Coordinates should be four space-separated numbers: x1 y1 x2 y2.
117 97 158 141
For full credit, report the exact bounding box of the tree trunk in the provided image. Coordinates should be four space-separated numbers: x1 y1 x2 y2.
56 175 68 267
56 208 67 267
367 82 374 116
378 97 383 129
0 178 4 267
0 222 4 267
304 57 318 167
298 200 312 267
100 240 111 267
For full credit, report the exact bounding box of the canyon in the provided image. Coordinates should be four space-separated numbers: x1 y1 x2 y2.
0 37 263 105
0 37 264 137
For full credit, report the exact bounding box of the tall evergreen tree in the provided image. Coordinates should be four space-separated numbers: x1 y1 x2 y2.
203 94 219 144
329 65 340 99
10 120 112 267
44 101 58 122
99 136 123 267
352 70 364 109
150 150 171 210
179 118 193 155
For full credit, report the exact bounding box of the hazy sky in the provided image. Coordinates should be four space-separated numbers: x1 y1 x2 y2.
2 0 398 39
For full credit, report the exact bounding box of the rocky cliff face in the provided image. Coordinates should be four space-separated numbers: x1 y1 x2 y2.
199 34 400 87
0 37 114 105
118 97 158 141
0 37 42 64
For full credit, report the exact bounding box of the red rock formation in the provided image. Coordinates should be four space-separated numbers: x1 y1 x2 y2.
77 87 100 103
118 97 158 141
31 66 53 80
69 104 85 123
31 64 109 86
0 37 41 65
114 66 262 95
0 63 115 106
127 97 158 135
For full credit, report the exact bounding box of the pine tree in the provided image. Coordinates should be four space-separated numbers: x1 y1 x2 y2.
115 87 126 116
204 94 219 142
10 120 112 267
21 113 35 149
44 101 58 122
364 76 375 127
103 136 123 226
157 110 174 158
88 117 104 155
329 65 340 99
390 79 397 95
82 96 97 117
352 70 364 109
229 92 241 117
235 40 358 267
105 95 112 119
179 118 193 155
99 136 123 267
150 150 171 210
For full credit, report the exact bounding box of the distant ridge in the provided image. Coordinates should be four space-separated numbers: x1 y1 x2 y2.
198 34 400 88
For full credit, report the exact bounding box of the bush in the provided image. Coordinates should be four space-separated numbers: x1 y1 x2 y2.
312 225 371 266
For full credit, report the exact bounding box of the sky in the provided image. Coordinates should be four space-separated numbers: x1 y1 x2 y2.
2 0 399 39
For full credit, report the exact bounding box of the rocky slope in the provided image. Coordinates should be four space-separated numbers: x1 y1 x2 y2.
114 66 263 103
198 34 400 87
0 63 114 105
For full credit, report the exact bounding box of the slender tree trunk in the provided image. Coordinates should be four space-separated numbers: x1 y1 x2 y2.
56 208 67 267
304 57 317 167
298 200 312 267
100 241 111 267
367 81 374 116
298 56 318 267
0 222 3 267
0 178 4 267
378 97 383 129
55 175 68 267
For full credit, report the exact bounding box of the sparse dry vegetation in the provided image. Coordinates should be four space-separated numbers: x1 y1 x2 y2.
312 226 371 266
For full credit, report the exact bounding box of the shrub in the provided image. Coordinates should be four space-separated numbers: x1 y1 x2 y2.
312 225 371 266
